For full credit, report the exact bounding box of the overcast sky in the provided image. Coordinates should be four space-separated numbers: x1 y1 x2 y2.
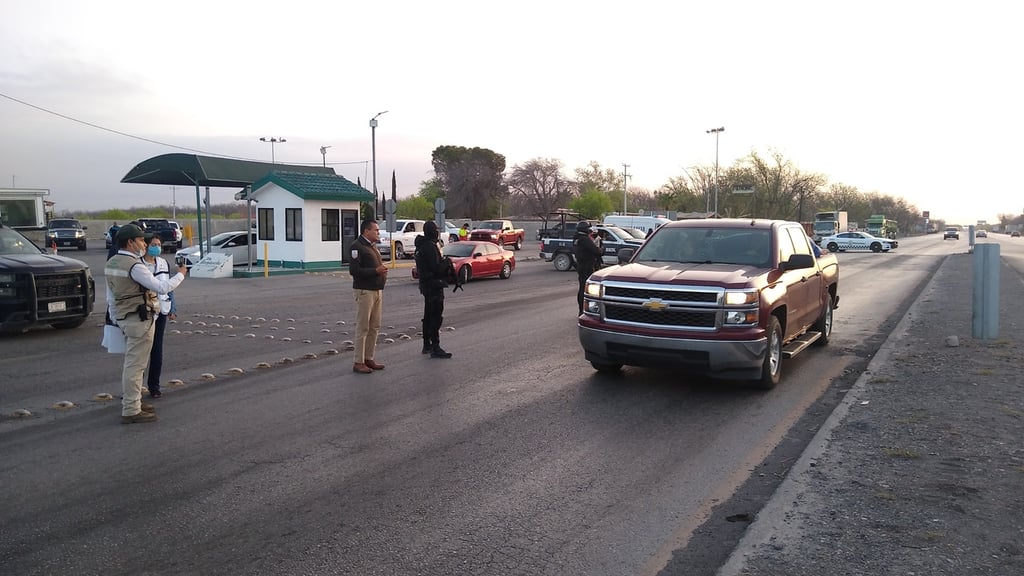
2 0 1020 224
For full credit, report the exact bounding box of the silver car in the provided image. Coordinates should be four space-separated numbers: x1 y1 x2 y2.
175 231 257 267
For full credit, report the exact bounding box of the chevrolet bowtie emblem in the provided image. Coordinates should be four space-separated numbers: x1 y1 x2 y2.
642 299 668 311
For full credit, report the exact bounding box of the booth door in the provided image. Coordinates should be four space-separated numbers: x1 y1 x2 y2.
340 210 359 263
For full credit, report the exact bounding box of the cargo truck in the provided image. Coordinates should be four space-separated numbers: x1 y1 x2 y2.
865 214 898 239
811 211 848 244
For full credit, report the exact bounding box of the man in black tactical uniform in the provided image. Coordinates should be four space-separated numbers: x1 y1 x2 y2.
414 221 453 358
573 221 604 315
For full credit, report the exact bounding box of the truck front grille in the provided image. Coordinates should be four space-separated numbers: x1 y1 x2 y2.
596 281 725 331
605 306 717 327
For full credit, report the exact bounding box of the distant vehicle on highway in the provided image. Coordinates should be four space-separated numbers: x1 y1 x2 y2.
976 230 987 238
1012 230 1021 238
943 227 960 240
821 231 897 253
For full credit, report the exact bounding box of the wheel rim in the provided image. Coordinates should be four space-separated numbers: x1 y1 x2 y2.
501 262 511 278
768 328 781 376
823 301 833 336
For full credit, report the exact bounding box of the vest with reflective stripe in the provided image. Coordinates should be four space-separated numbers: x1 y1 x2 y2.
105 254 157 321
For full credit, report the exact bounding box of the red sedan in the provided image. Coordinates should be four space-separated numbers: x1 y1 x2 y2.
412 240 515 283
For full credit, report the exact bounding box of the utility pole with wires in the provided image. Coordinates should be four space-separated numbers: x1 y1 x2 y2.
621 164 631 214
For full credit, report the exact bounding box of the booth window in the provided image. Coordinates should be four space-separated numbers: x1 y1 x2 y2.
258 208 275 240
286 208 302 241
321 209 340 241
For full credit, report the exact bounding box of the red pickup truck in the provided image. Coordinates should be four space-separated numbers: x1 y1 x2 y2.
578 219 839 389
468 220 525 250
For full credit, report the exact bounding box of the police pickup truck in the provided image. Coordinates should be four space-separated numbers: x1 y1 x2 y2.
538 225 643 271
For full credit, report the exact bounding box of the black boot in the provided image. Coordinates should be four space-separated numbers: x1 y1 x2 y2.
422 339 432 354
430 344 452 359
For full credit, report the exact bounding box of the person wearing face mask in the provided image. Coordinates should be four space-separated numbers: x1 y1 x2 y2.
414 220 453 358
105 224 187 424
142 235 178 399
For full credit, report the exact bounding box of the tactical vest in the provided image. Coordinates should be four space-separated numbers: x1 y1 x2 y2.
105 254 158 321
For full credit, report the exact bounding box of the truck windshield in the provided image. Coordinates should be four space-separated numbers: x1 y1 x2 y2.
0 227 43 255
635 227 771 267
478 222 502 230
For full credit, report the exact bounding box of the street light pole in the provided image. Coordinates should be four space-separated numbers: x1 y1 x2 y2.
622 164 630 214
260 137 286 163
370 110 389 217
320 145 331 168
706 127 724 216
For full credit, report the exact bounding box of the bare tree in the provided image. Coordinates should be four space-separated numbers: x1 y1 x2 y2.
505 158 574 217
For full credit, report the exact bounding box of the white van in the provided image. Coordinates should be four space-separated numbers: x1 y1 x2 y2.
602 215 671 237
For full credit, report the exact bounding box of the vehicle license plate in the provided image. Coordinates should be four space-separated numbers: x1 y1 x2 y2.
48 301 67 313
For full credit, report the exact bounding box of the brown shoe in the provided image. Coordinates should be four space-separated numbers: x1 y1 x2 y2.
353 363 373 374
365 359 385 370
121 412 158 424
141 402 156 413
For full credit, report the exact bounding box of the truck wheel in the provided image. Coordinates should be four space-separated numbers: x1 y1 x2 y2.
826 242 839 252
513 238 522 251
591 361 622 373
755 316 782 390
458 265 471 284
78 242 87 251
812 296 832 346
553 252 574 272
870 242 882 252
499 261 512 279
394 242 406 260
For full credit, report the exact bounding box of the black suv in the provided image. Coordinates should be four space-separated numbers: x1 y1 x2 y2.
0 222 95 332
133 218 179 251
45 218 88 251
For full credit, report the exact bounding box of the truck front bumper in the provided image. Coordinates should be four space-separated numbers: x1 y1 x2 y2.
578 324 767 379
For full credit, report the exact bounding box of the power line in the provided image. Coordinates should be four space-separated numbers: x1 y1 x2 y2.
0 91 367 167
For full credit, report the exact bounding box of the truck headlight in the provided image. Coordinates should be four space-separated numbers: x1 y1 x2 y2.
0 273 15 283
724 290 758 305
584 281 603 298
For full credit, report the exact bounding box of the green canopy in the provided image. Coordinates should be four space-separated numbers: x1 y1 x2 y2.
121 153 334 187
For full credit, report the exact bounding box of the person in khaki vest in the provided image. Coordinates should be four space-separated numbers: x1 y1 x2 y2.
105 224 186 424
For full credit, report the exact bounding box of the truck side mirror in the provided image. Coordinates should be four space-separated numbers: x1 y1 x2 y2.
617 247 636 264
781 253 814 270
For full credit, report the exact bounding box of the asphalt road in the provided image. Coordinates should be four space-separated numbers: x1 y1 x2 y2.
0 235 1000 575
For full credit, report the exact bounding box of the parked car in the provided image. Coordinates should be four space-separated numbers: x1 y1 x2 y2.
412 240 515 284
943 227 959 240
168 221 183 246
377 219 426 259
618 226 649 240
175 231 257 268
443 221 461 243
45 218 87 251
976 230 987 238
820 231 897 253
104 224 121 250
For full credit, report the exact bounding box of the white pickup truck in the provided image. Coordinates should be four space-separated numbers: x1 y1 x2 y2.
377 219 426 259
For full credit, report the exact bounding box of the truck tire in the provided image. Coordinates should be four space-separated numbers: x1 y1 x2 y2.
755 316 782 390
826 242 839 252
590 361 622 373
499 261 512 279
553 252 574 272
394 242 406 260
812 296 832 346
513 238 522 251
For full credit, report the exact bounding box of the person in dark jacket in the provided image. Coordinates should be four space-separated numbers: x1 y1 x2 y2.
573 221 604 315
414 221 453 358
349 219 388 374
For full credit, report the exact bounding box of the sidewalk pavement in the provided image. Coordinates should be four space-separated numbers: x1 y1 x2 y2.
719 252 1024 575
